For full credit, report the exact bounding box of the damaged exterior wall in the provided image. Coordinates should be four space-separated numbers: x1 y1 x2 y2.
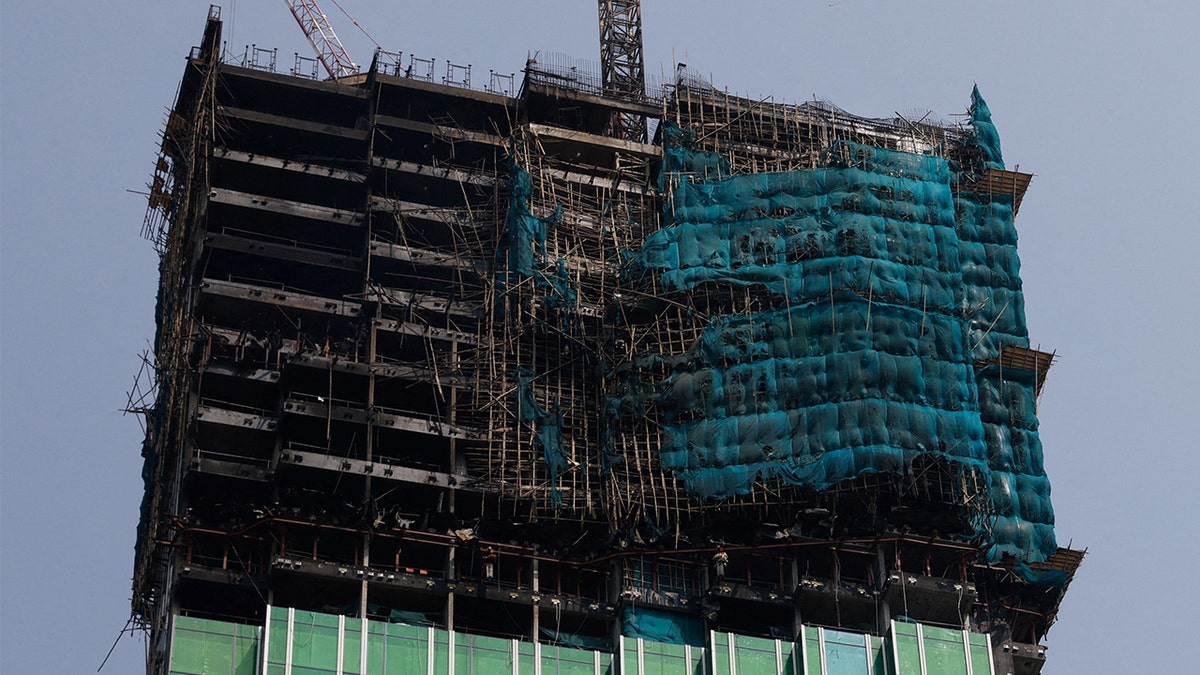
133 9 1079 675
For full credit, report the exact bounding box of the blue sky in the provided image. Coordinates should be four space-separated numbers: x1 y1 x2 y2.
2 2 1197 672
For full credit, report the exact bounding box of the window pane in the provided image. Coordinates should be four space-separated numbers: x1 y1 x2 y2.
824 630 869 675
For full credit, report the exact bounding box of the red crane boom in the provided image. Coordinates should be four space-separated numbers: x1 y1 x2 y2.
285 0 359 79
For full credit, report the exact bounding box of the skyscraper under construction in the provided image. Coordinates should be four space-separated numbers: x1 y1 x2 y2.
132 5 1082 674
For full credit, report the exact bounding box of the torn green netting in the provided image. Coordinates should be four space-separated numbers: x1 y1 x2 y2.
517 366 567 506
504 159 560 277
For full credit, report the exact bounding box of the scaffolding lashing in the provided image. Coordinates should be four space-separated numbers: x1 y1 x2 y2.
134 23 222 627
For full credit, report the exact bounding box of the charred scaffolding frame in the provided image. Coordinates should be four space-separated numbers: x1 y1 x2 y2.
132 9 1079 674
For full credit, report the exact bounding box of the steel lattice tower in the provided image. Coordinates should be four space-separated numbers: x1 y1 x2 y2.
598 0 647 141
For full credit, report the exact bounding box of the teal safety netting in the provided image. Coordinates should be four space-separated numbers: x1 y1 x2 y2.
955 90 1052 562
499 160 577 508
517 366 567 506
620 606 707 646
504 159 559 277
620 92 1054 563
500 160 577 323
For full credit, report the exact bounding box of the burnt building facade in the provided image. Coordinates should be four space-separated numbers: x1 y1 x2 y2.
133 8 1080 675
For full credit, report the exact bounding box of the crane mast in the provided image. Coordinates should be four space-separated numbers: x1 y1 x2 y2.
285 0 360 79
597 0 648 142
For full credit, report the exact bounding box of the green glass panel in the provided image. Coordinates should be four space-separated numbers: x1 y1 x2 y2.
367 625 385 674
921 626 962 643
518 641 537 673
623 640 641 675
709 633 731 675
642 640 691 675
780 640 800 675
291 611 339 670
869 636 888 675
964 632 991 675
232 629 258 675
824 630 869 675
544 644 599 675
645 641 686 658
893 633 922 675
923 634 968 675
267 617 288 665
433 631 450 674
387 621 423 638
969 642 992 675
710 629 729 672
455 640 472 675
171 617 235 675
258 614 284 674
383 627 428 674
338 619 362 675
466 634 513 673
473 634 513 654
805 634 822 675
733 634 778 675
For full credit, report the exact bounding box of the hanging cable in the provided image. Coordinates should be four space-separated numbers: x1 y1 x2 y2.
328 0 384 50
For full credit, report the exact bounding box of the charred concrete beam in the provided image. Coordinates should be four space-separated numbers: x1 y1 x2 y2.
217 105 369 140
995 640 1047 675
273 556 615 618
527 122 661 160
200 278 363 318
373 319 478 345
289 352 471 389
794 575 879 627
375 72 513 107
221 63 373 99
282 397 368 424
882 572 976 626
368 240 481 273
213 146 366 182
209 188 366 226
707 581 791 607
205 231 360 270
376 115 507 148
374 407 477 440
195 404 277 432
277 447 484 492
189 452 273 482
178 560 268 589
365 287 479 320
370 156 498 187
200 361 282 383
540 163 655 196
524 81 661 117
282 396 475 440
366 197 479 229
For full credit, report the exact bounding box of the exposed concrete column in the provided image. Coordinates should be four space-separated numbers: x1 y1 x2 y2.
610 560 623 648
360 317 378 622
530 557 540 642
448 336 459 514
446 545 456 632
790 557 802 639
876 549 892 635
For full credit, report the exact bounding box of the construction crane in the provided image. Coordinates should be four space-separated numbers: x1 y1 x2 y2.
285 0 360 79
597 1 648 142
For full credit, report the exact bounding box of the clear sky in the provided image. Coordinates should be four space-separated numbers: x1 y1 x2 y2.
2 1 1197 672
